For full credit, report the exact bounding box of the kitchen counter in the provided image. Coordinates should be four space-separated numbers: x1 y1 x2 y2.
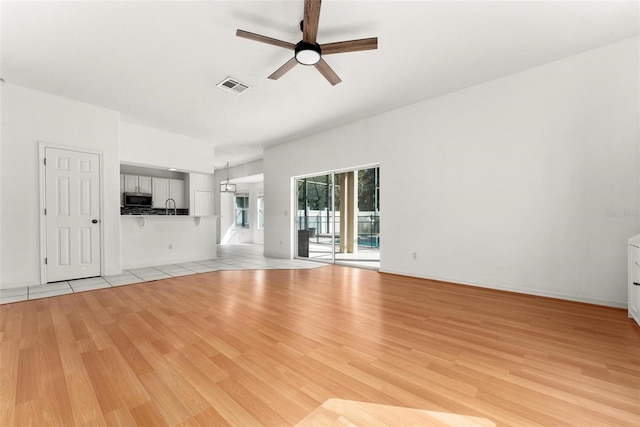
121 213 189 217
121 213 217 227
121 207 189 216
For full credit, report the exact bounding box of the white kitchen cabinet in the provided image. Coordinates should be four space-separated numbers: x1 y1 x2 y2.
152 178 169 208
139 176 152 193
123 174 152 193
629 234 640 327
123 175 137 192
152 178 186 209
169 179 185 209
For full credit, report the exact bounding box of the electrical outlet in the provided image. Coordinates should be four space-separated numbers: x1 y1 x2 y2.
412 252 417 260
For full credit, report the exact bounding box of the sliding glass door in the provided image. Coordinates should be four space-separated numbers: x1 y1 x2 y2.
296 173 335 263
295 166 379 269
334 167 379 268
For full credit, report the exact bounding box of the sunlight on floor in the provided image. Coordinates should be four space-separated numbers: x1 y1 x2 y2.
296 399 495 427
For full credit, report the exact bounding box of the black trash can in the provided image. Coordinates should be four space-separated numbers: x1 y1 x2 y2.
298 230 309 257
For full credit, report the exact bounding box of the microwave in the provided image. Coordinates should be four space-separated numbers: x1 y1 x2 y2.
123 192 153 207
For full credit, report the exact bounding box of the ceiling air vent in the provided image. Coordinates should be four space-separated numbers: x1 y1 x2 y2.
217 77 251 95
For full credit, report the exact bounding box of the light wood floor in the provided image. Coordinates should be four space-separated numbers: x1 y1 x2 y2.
1 265 638 426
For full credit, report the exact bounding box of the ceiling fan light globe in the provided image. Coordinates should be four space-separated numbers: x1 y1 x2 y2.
294 41 321 65
295 49 321 65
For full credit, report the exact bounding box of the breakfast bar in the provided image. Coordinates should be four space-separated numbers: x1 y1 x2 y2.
120 214 217 270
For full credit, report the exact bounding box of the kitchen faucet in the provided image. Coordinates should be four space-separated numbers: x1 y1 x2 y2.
165 198 176 215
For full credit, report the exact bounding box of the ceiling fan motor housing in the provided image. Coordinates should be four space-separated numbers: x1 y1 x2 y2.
295 41 321 65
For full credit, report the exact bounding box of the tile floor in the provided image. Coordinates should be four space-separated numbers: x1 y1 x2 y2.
0 244 323 305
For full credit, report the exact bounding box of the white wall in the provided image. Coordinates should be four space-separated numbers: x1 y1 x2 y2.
247 182 264 244
264 37 640 307
0 86 219 288
120 121 215 174
119 123 218 264
120 216 216 269
254 186 264 244
0 81 4 284
1 84 121 287
219 192 236 244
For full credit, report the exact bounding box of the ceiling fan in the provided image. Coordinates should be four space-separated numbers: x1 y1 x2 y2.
236 0 378 86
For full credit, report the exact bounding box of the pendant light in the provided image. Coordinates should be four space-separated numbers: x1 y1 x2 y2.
220 162 237 193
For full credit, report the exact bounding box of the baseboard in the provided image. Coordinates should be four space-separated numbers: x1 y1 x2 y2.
378 268 627 309
0 279 43 290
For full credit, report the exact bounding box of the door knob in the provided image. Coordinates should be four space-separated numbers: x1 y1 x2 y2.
92 219 98 224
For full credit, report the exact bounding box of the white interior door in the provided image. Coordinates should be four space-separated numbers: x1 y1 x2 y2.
45 147 101 282
630 245 640 326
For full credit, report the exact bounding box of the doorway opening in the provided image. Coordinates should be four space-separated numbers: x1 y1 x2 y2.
295 166 379 269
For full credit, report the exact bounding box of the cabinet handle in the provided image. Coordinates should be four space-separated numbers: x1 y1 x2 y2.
634 282 640 286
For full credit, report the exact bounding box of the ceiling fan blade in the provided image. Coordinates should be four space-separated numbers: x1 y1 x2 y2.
321 37 378 55
303 0 322 44
268 58 298 80
236 29 295 50
314 58 341 86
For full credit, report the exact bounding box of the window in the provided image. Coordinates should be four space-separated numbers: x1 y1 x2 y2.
257 194 264 229
235 194 249 228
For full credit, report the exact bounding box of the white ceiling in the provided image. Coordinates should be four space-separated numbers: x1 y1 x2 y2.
2 1 638 167
232 173 265 185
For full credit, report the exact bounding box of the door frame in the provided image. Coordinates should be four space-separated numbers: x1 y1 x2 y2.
38 141 105 284
294 172 337 265
293 163 380 266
